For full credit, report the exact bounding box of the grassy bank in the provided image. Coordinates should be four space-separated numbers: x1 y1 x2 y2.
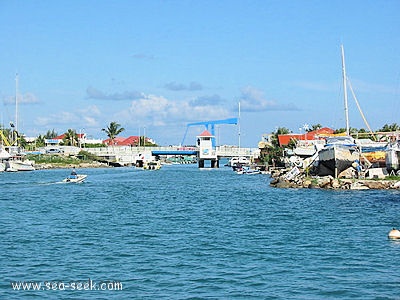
27 151 108 169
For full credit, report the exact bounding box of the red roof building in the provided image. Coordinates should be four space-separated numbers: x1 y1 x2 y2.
197 130 213 137
55 133 86 140
277 127 335 146
103 136 147 146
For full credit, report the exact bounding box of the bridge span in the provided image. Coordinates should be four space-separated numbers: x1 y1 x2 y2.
85 145 260 166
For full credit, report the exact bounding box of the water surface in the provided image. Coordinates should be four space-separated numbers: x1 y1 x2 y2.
1 165 400 299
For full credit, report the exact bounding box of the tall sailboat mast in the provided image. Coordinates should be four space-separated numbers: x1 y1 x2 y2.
15 73 19 134
341 45 350 136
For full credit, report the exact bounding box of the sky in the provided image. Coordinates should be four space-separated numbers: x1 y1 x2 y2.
0 0 399 147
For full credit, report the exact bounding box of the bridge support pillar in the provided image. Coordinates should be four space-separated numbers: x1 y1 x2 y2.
198 158 219 168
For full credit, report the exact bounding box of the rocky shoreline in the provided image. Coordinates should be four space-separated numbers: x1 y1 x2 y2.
269 168 400 190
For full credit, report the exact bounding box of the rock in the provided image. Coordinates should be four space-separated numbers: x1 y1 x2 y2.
331 179 341 189
318 175 333 188
270 178 279 186
362 181 387 189
303 179 312 188
350 182 369 190
338 167 356 179
276 178 294 188
391 181 400 189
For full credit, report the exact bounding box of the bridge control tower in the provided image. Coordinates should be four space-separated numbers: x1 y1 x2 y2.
197 130 218 168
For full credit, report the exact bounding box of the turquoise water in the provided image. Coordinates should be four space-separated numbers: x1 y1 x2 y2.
1 165 400 299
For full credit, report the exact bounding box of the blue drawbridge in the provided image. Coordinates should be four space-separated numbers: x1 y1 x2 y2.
181 117 238 147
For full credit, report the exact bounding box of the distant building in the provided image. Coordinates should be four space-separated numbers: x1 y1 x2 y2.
102 136 155 146
45 133 87 146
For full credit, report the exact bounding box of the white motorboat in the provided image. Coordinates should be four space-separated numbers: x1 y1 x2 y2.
235 166 261 175
6 156 35 172
63 174 87 183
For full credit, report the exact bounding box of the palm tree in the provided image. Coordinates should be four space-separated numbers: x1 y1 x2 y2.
35 134 45 148
102 122 125 145
379 123 400 132
44 129 58 139
63 129 78 146
309 124 322 132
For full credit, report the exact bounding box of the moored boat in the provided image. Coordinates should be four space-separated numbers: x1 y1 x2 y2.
235 165 261 175
6 155 35 171
0 147 10 172
143 160 162 170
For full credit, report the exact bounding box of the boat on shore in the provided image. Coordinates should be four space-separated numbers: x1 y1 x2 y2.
317 136 360 177
385 140 400 174
317 45 362 178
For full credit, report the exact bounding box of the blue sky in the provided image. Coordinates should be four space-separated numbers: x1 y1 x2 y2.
0 0 399 147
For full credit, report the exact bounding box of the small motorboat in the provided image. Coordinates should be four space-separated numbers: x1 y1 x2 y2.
388 228 400 240
235 166 261 175
63 174 87 183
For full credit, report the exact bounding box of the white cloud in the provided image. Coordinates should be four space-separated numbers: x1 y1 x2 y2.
115 94 231 127
34 105 102 129
239 86 299 111
3 93 40 105
78 105 101 116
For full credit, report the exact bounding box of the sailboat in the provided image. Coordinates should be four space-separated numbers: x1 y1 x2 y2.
4 74 35 172
317 45 360 177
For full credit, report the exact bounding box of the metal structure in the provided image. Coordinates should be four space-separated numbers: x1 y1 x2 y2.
180 117 238 146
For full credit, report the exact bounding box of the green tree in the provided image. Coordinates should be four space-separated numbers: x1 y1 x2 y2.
63 129 78 146
309 124 322 132
102 122 125 144
44 129 58 139
378 123 399 132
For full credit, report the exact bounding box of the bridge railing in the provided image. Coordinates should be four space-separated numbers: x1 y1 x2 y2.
216 146 260 158
85 146 198 156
